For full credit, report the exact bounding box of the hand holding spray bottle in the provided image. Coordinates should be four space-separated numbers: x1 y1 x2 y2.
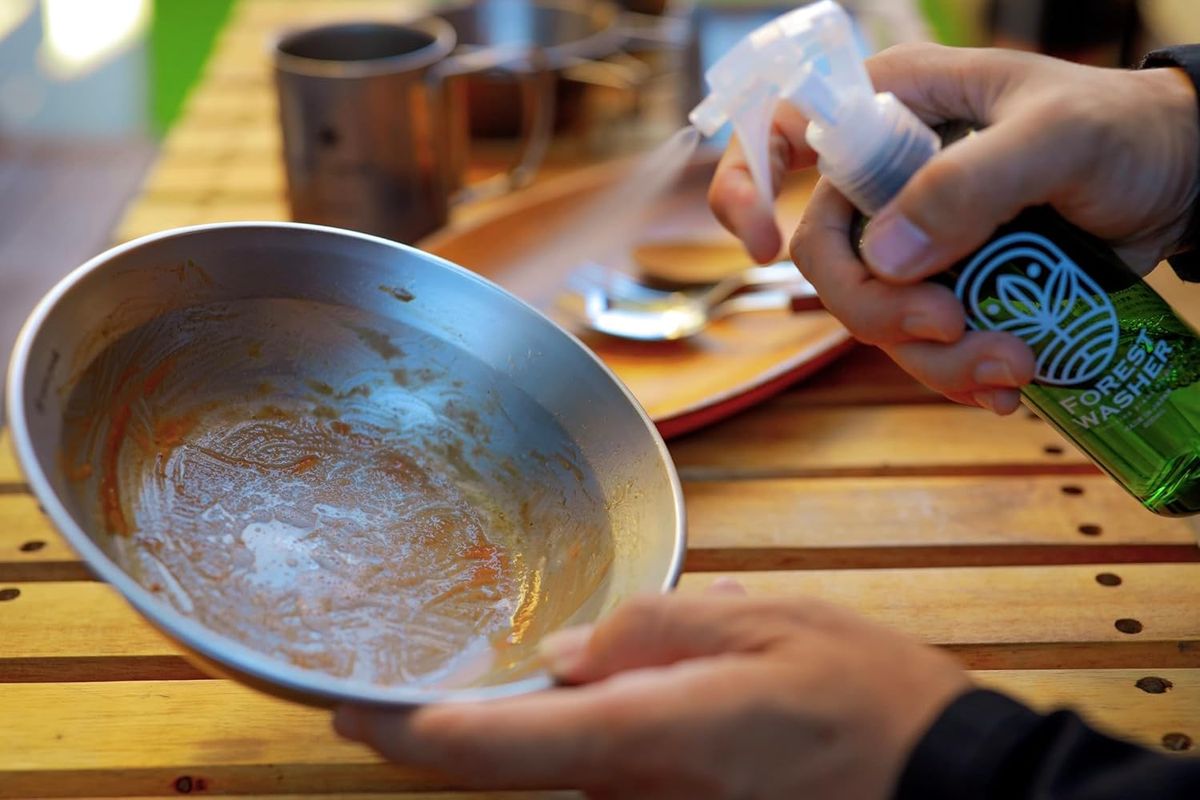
689 0 1200 516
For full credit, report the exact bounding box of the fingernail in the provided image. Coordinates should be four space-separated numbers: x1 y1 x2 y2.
972 390 1000 413
862 213 932 279
991 389 1023 415
972 389 1022 415
706 576 748 596
538 625 594 677
974 359 1020 387
902 313 951 342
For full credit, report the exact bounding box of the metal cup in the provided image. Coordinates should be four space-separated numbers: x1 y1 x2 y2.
274 19 551 243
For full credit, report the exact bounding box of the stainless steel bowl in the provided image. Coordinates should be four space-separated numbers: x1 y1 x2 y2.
6 222 685 706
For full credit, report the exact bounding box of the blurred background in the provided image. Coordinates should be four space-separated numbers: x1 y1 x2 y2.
2 0 1200 366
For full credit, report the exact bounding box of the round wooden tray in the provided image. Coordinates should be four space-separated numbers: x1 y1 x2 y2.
422 152 853 438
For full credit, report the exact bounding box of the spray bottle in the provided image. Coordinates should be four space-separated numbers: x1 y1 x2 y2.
689 0 1200 516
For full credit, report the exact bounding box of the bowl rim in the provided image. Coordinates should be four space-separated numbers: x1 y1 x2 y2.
5 220 686 706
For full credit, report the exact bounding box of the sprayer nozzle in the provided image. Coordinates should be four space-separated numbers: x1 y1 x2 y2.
688 93 727 138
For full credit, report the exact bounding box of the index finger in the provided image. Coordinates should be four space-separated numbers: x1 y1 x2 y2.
708 103 816 263
334 663 736 789
865 42 1042 127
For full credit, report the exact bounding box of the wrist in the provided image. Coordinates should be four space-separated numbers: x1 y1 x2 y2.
1136 50 1200 259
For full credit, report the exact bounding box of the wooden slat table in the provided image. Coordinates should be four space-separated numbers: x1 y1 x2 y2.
4 0 1199 796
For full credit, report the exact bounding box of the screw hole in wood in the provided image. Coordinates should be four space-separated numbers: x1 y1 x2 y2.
173 775 207 793
1095 573 1122 587
0 588 19 602
1162 732 1192 752
1078 524 1102 537
19 540 45 552
1115 618 1143 634
1136 677 1173 694
1061 485 1084 496
1044 444 1064 455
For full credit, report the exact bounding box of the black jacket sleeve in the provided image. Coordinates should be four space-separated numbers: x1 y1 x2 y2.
1139 44 1200 281
893 689 1200 799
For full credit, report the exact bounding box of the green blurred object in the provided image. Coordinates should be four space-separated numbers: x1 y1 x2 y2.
918 0 976 45
148 0 236 135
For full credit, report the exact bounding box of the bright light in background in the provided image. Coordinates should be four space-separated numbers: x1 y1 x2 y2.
0 0 34 42
39 0 151 79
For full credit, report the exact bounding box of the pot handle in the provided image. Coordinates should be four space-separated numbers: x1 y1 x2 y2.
436 44 555 205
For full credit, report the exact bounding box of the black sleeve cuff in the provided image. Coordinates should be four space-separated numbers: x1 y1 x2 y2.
894 687 1200 800
893 689 1044 800
1139 45 1200 280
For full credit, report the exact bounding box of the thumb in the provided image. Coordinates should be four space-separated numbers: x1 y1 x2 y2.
859 109 1084 282
538 594 789 685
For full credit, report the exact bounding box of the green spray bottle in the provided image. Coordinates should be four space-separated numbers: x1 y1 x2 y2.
689 0 1200 515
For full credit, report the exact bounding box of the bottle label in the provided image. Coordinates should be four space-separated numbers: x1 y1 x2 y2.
956 232 1119 386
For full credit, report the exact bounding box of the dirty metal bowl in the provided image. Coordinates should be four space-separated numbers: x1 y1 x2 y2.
6 222 685 706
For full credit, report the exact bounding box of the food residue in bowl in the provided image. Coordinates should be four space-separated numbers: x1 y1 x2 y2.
60 298 613 688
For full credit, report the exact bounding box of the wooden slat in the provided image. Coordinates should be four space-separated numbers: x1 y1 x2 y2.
3 565 1198 681
684 475 1200 570
977 668 1199 752
139 160 284 198
679 564 1200 668
114 198 290 244
670 402 1090 479
0 670 1192 798
0 680 429 798
7 476 1196 580
0 430 22 487
783 344 944 406
160 125 281 159
0 495 90 581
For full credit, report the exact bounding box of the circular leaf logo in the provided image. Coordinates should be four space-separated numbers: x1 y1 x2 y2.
956 232 1119 386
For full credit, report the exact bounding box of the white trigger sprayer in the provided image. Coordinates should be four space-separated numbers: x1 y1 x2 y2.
688 0 940 216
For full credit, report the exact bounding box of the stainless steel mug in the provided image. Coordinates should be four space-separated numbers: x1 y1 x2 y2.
274 19 551 243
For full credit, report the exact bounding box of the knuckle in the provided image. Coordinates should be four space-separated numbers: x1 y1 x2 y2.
909 156 975 221
1037 91 1120 158
607 595 665 637
707 174 734 229
788 220 816 276
871 41 946 68
841 310 892 346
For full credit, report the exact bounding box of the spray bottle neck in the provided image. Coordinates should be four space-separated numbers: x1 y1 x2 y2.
802 91 940 215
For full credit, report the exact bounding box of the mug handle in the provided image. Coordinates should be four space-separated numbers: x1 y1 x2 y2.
436 44 555 204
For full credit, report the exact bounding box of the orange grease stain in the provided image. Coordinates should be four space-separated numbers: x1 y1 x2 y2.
469 565 499 587
154 413 198 452
99 356 183 536
290 454 320 475
100 402 132 536
64 460 93 481
141 356 176 397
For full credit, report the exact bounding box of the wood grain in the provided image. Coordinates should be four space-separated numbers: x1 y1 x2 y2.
684 474 1200 570
679 565 1200 667
0 671 1192 798
0 430 22 488
0 495 90 581
977 668 1199 751
3 565 1197 681
670 402 1089 479
6 475 1196 579
782 344 944 406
